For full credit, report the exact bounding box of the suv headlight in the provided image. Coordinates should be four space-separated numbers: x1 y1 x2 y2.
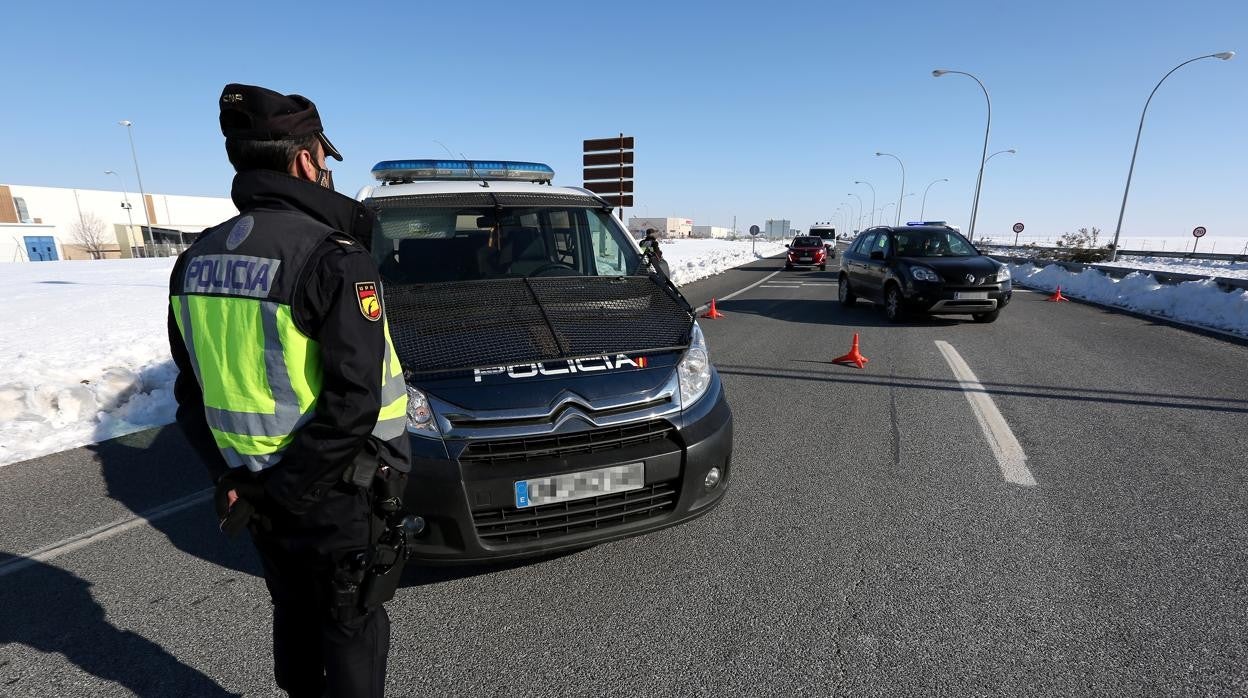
678 322 712 408
911 266 941 283
406 386 440 436
996 265 1011 282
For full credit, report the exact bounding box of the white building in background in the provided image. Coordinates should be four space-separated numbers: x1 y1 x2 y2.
691 225 732 239
1 183 237 262
627 216 694 239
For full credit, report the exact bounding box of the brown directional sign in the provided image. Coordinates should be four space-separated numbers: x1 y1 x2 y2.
584 165 634 181
583 180 634 194
583 151 635 167
583 136 635 152
583 134 634 209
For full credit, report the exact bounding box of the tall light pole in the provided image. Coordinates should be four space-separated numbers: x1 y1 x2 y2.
932 69 992 238
986 148 1016 164
920 178 948 220
847 192 863 232
854 180 876 227
875 152 906 225
104 170 136 253
118 120 155 252
1109 51 1235 261
881 202 895 223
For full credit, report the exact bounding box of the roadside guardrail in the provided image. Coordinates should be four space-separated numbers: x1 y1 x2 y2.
989 255 1248 293
981 243 1248 263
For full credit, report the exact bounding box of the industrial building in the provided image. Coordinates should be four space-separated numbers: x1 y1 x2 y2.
1 183 236 262
691 225 733 239
627 217 694 239
764 219 793 240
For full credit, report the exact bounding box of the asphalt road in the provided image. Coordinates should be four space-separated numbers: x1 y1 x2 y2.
2 251 1247 696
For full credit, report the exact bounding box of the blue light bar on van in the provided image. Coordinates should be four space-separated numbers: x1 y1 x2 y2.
371 159 555 183
907 220 948 226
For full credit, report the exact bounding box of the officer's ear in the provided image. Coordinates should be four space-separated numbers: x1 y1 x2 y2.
290 147 321 183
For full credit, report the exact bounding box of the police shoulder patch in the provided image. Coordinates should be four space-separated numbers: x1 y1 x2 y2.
355 282 382 322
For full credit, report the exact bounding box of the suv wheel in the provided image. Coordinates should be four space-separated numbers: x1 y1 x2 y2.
884 284 906 323
838 274 857 305
973 309 1000 323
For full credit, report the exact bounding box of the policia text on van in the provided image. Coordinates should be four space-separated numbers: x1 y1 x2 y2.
363 159 734 562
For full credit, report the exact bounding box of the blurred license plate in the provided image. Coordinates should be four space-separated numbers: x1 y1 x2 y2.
515 463 645 508
955 292 989 300
800 255 811 260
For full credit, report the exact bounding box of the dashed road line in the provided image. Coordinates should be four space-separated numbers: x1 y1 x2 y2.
935 340 1037 487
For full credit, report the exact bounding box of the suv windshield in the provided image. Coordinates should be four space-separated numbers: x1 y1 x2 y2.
891 228 978 258
792 237 822 247
370 205 642 284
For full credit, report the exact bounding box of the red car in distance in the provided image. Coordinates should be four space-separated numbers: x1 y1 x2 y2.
785 236 828 271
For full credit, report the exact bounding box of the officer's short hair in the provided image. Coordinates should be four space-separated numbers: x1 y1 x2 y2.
224 134 321 174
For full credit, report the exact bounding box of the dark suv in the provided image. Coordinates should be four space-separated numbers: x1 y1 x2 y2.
837 224 1012 322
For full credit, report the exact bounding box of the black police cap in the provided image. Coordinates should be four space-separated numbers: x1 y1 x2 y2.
219 83 342 161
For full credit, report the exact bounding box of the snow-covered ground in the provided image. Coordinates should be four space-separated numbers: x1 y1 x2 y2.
0 258 179 467
1097 256 1248 280
0 239 783 466
660 238 786 286
1008 262 1248 337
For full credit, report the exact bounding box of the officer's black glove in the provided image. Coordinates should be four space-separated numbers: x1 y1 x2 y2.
214 472 268 537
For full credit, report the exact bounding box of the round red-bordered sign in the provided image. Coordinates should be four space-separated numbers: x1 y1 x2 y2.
1193 226 1207 238
1012 222 1024 233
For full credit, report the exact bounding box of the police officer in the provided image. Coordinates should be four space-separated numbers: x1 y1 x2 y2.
167 83 411 698
640 227 662 261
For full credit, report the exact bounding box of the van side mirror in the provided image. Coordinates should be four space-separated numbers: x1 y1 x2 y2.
785 244 791 248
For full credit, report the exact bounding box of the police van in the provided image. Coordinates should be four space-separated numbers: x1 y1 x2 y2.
358 160 733 562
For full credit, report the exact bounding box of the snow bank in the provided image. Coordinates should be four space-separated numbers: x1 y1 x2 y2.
660 238 786 286
1008 263 1248 337
1097 256 1248 280
0 239 782 466
0 258 179 466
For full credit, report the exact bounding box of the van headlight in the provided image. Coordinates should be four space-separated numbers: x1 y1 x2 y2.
678 322 712 408
996 265 1011 282
406 386 440 436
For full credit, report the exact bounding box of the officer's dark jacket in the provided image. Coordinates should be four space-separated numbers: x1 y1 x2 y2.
167 170 409 513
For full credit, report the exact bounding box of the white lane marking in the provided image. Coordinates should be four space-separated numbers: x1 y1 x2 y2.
934 341 1038 487
694 269 783 313
0 487 214 578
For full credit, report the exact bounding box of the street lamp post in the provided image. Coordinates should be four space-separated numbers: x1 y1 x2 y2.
986 148 1016 164
117 120 160 254
880 202 895 223
920 178 948 220
854 180 876 227
1109 51 1235 261
847 193 863 233
876 152 906 225
932 69 992 238
104 170 136 254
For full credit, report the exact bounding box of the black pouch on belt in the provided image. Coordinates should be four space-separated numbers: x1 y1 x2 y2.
360 530 407 609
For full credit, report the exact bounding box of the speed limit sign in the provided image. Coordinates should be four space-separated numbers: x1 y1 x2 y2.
1193 226 1207 238
1012 222 1024 233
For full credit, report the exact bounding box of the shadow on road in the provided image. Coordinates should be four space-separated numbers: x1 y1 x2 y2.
718 297 963 328
716 364 1248 415
0 552 239 697
89 426 261 578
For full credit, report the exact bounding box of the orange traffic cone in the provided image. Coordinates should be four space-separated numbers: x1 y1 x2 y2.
1046 286 1070 302
702 298 725 319
832 333 869 369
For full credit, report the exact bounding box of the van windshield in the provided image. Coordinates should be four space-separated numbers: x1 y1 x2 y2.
370 205 643 284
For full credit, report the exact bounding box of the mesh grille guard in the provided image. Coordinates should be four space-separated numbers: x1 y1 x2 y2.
384 276 694 374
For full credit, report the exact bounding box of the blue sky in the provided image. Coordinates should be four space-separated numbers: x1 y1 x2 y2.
1 0 1244 244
